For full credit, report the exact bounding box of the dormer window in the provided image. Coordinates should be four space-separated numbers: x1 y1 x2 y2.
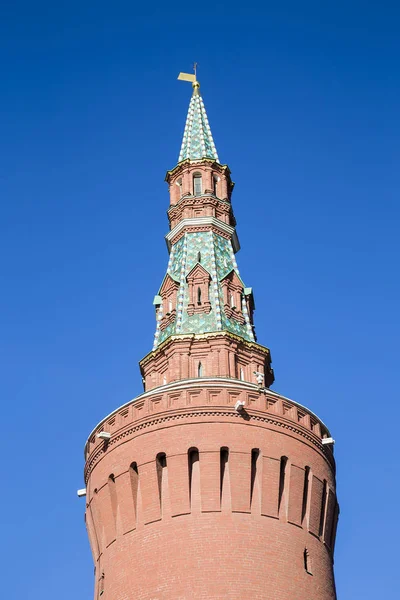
158 274 180 330
193 173 202 195
220 270 245 325
186 263 212 316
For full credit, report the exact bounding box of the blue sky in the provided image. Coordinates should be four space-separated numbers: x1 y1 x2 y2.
1 1 399 598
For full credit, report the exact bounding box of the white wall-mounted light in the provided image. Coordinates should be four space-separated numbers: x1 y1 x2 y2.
234 400 245 413
77 488 87 497
321 437 335 446
97 431 111 441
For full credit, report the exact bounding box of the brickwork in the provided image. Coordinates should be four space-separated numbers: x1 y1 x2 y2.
140 332 274 391
166 158 233 207
85 379 337 599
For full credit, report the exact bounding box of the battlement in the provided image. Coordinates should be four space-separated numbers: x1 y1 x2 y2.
85 378 331 464
84 378 338 574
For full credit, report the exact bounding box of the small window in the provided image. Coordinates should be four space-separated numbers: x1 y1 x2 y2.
197 251 201 263
162 374 167 385
213 175 218 196
239 367 244 381
176 178 183 197
99 571 105 596
198 362 203 377
278 456 288 512
193 174 202 195
168 299 173 313
197 287 202 305
304 548 313 575
230 293 235 308
157 452 167 469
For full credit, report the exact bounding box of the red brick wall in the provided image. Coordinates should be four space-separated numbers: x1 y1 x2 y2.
140 332 274 391
85 380 338 599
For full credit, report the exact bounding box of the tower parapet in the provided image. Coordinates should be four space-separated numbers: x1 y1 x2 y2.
82 74 339 599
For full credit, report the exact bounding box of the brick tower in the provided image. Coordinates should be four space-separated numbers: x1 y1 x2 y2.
83 75 339 600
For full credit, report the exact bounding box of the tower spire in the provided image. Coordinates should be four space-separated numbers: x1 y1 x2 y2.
177 70 219 163
149 74 259 354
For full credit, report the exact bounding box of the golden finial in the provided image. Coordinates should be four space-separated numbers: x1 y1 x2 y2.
177 63 200 94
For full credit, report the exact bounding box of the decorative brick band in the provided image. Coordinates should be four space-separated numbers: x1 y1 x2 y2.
84 390 334 481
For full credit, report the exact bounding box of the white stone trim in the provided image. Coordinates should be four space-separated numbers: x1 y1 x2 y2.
165 217 240 253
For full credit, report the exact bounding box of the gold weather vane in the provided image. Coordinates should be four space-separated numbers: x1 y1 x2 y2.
178 63 200 93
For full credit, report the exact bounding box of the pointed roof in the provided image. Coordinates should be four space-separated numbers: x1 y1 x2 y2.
186 262 211 281
178 83 219 163
158 272 180 295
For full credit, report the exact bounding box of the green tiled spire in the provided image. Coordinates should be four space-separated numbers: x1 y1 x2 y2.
179 84 219 163
152 231 255 350
151 78 256 351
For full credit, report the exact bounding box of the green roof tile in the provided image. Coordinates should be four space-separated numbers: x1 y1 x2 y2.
178 87 219 163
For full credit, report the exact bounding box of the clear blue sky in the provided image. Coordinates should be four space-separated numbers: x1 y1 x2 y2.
1 1 399 598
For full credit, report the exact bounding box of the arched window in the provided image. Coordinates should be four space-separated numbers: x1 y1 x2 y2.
108 474 117 524
220 447 229 507
168 299 173 313
197 287 202 305
129 462 139 520
198 362 203 377
188 448 200 511
304 548 312 575
156 453 167 513
319 480 328 537
250 448 260 507
278 456 288 513
176 178 183 198
213 175 219 196
230 293 235 308
193 173 202 195
197 251 201 263
240 367 244 381
302 466 311 524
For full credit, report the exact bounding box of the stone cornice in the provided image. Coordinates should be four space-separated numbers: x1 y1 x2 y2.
84 402 334 482
141 330 271 367
165 217 240 252
165 158 231 181
84 377 332 461
168 194 232 213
